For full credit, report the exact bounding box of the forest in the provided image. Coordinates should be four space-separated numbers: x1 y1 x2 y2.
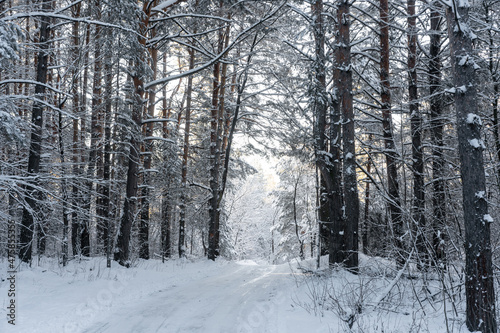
1 0 500 332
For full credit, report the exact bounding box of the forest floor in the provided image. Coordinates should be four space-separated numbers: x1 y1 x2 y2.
0 255 470 332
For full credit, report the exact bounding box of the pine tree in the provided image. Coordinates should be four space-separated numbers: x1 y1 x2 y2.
337 0 359 270
446 1 497 331
379 0 404 266
19 0 51 263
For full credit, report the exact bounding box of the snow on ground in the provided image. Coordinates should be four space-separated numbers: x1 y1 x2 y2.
0 255 471 332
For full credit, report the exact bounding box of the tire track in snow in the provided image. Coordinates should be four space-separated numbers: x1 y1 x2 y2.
80 263 293 333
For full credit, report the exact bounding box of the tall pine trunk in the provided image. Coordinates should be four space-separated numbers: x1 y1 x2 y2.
139 45 158 260
87 0 104 256
103 33 113 267
429 3 446 265
116 74 143 267
362 144 372 254
208 63 222 260
71 2 82 258
161 53 172 260
485 4 500 200
408 0 426 264
446 2 497 331
20 0 51 263
208 3 226 260
338 0 359 270
379 0 404 265
311 0 331 258
179 47 194 258
73 22 91 256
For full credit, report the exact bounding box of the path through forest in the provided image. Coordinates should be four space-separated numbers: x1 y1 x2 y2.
0 258 334 333
81 262 301 333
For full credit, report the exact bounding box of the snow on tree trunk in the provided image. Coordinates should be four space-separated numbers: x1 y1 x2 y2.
338 0 359 271
428 4 446 264
70 2 83 259
208 35 223 261
408 0 426 266
311 0 330 254
103 52 113 268
116 75 143 267
179 46 195 258
446 2 497 332
379 0 404 267
20 0 51 263
429 4 446 266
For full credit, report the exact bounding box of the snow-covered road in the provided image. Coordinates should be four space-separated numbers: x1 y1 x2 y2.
82 263 291 333
1 258 331 333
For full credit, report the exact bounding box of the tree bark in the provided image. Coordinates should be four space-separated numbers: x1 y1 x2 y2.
408 0 426 265
19 0 51 263
71 1 82 259
103 33 113 267
220 32 257 201
429 3 446 265
338 0 359 270
293 172 305 260
89 0 104 256
161 52 172 261
139 45 158 260
179 47 195 258
311 0 332 258
446 3 497 331
379 0 404 266
362 148 372 254
208 2 226 260
58 104 70 266
116 0 158 266
116 76 143 267
485 3 500 202
73 22 91 257
311 0 344 266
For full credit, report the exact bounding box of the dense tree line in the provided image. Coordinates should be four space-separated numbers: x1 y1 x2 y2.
2 0 500 331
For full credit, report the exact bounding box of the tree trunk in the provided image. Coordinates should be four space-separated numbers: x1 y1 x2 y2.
311 0 339 261
71 2 82 259
338 0 359 271
208 70 222 260
311 0 328 256
19 0 51 263
446 3 497 332
208 4 225 260
103 35 113 267
318 179 330 256
408 0 426 265
161 52 172 261
58 105 70 266
217 20 233 202
116 0 165 266
73 22 91 257
139 44 158 260
362 150 372 254
220 32 257 201
293 173 305 260
88 0 104 256
486 4 500 203
379 0 404 266
116 76 143 267
328 108 344 266
179 47 195 258
162 189 172 261
429 4 446 265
